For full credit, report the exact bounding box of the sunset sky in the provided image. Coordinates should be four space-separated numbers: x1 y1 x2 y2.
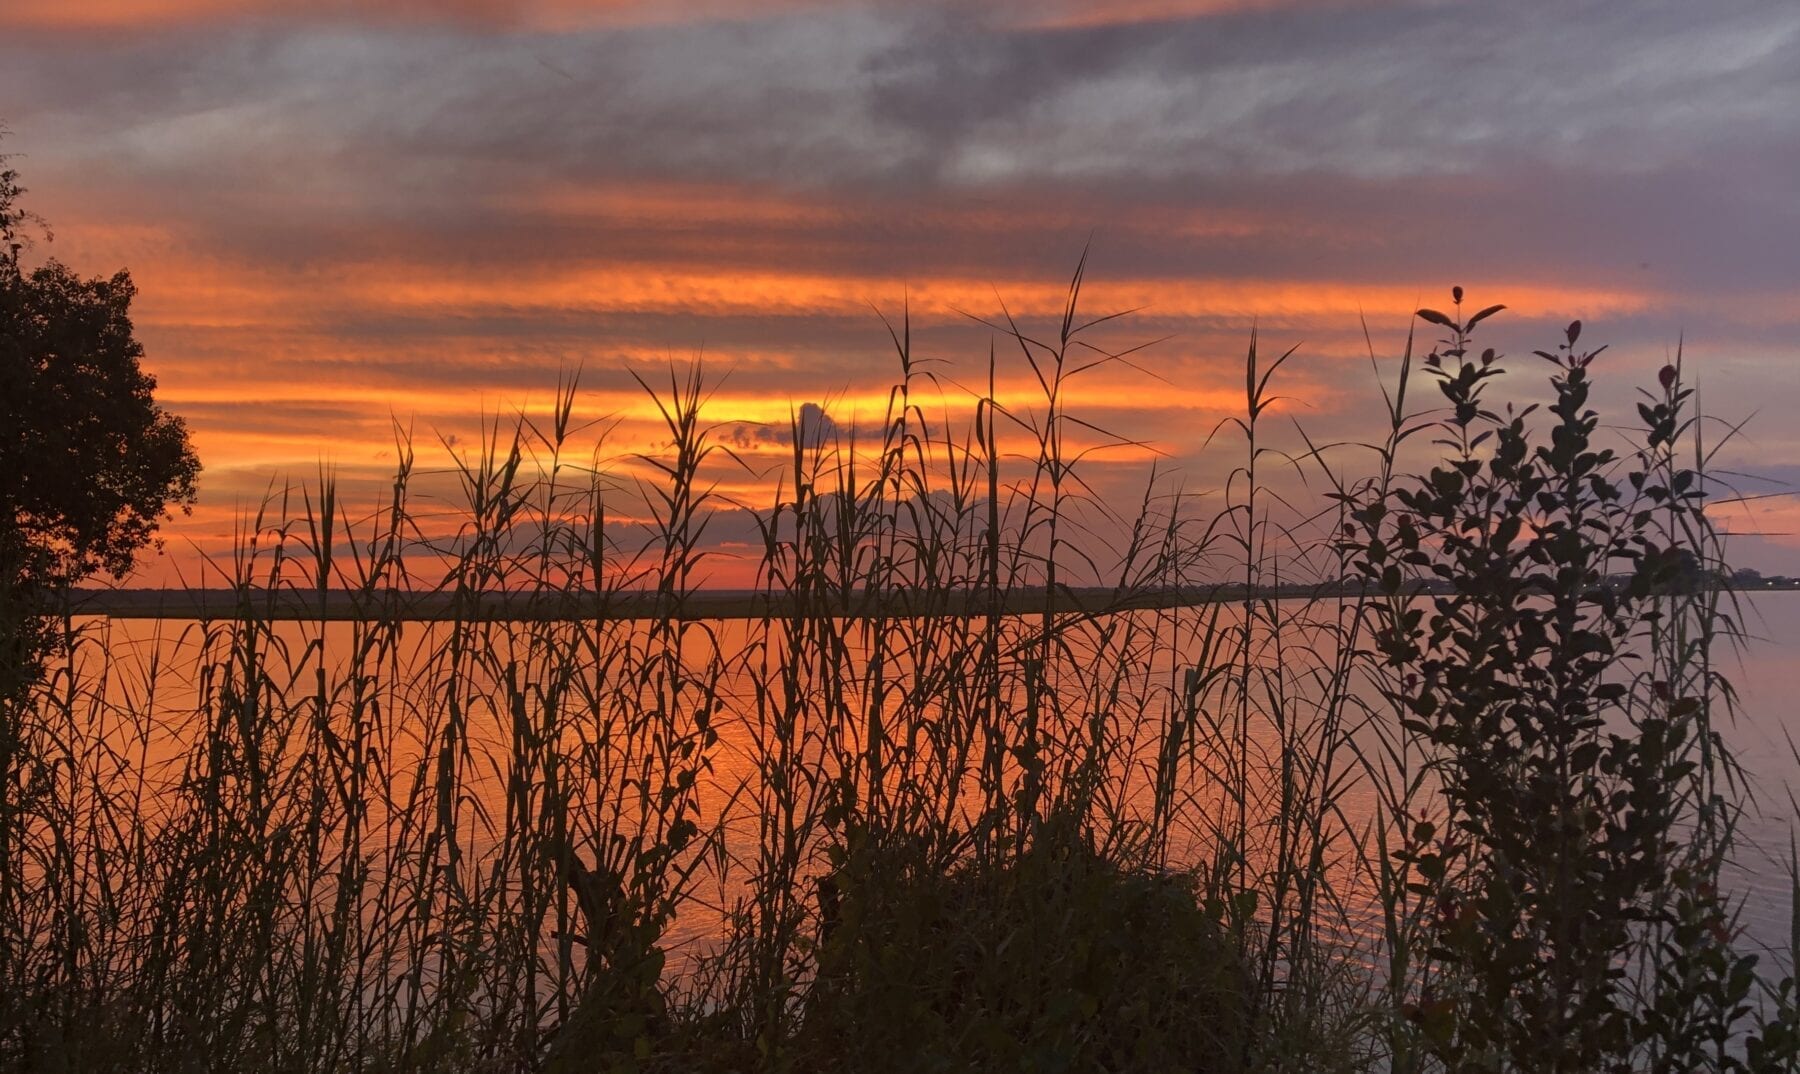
4 0 1799 583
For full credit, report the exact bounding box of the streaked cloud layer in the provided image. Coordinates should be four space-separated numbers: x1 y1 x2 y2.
4 0 1798 579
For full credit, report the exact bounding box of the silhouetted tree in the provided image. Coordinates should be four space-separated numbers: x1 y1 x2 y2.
1731 566 1764 589
0 154 199 697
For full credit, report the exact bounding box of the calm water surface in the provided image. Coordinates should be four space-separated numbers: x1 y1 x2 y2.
1714 591 1800 963
68 591 1800 968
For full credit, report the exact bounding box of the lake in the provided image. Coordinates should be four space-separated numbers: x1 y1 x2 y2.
51 587 1799 980
1712 590 1800 965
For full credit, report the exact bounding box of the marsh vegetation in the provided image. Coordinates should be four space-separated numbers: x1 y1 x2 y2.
1 277 1794 1072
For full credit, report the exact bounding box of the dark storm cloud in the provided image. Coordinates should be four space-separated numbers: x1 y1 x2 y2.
2 0 1793 309
6 3 1796 193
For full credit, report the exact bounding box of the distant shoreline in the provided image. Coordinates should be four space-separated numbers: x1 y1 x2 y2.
63 585 1302 622
60 579 1800 622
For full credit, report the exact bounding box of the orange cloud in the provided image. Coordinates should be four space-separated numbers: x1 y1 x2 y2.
9 184 1694 588
1714 494 1800 550
1 0 245 30
319 259 1652 325
0 0 825 32
1005 0 1390 29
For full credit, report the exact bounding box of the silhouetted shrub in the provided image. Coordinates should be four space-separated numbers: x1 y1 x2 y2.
796 813 1247 1072
1346 293 1782 1071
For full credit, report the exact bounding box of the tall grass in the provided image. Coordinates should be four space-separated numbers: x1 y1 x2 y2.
0 275 1786 1072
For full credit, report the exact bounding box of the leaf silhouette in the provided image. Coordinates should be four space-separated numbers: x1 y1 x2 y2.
1466 304 1506 329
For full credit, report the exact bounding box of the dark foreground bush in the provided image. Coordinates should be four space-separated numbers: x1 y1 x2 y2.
793 816 1248 1073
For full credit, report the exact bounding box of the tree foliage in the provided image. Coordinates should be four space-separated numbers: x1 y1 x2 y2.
1346 293 1792 1072
0 156 199 689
